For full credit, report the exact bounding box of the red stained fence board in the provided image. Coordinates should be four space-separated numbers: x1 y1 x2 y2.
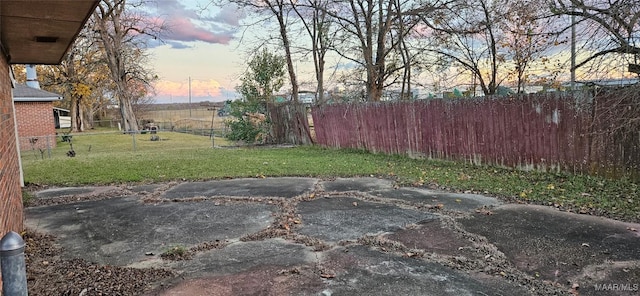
311 92 639 179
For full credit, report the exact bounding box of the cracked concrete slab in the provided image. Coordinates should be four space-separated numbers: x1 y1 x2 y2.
373 187 502 212
297 196 436 242
151 264 325 296
25 198 276 266
24 178 640 295
319 245 533 295
129 184 164 193
162 177 316 199
168 239 315 277
460 204 640 295
321 177 395 192
35 186 118 199
386 219 474 257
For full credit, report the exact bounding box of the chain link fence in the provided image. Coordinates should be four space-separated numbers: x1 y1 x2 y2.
20 109 234 159
19 128 227 160
90 117 230 138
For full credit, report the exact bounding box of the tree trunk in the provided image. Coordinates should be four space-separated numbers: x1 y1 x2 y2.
70 93 86 132
85 104 95 130
269 102 313 145
118 91 138 132
94 1 139 133
268 0 311 144
71 94 81 132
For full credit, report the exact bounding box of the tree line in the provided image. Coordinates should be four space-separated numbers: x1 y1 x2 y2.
11 0 639 134
224 0 639 102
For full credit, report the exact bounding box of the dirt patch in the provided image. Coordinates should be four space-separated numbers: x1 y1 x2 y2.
24 230 174 296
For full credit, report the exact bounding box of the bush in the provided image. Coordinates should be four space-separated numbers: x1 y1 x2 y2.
225 100 270 144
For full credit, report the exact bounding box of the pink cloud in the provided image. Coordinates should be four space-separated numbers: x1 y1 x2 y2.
143 0 240 47
164 16 233 45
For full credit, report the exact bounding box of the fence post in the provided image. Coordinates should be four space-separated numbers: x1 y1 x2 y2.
0 231 28 296
131 132 137 152
46 135 52 159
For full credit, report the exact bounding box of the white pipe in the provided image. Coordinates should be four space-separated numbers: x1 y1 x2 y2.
25 64 40 89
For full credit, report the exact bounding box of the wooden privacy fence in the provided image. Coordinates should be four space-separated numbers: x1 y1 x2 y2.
311 92 639 179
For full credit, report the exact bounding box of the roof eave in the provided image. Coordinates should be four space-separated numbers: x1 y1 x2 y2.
13 97 63 102
1 0 100 65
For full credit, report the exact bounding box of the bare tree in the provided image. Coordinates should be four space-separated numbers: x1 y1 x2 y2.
549 0 640 155
418 0 509 96
500 0 558 93
92 0 161 133
321 0 421 101
217 0 314 144
290 0 333 105
550 0 640 72
253 0 301 102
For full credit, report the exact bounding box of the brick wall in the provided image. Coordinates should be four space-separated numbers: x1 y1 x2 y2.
14 101 57 150
0 52 24 243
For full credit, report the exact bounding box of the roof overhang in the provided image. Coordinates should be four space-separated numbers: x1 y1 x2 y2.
14 96 62 102
0 0 99 65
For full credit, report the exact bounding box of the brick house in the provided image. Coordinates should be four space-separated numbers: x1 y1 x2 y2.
13 83 63 151
0 0 98 291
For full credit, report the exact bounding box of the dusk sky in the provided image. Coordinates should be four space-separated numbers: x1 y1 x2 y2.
143 0 635 104
145 0 248 104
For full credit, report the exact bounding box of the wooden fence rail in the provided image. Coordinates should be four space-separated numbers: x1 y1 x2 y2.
311 92 639 179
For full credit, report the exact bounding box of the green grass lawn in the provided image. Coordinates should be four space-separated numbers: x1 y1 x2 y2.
22 131 639 222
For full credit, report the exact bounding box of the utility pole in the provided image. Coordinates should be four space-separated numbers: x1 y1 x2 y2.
189 76 192 117
570 12 576 91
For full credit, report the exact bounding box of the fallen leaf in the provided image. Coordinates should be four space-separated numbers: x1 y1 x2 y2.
455 199 462 203
475 209 493 215
458 173 470 181
581 243 590 247
627 227 637 232
352 202 358 207
320 273 335 279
